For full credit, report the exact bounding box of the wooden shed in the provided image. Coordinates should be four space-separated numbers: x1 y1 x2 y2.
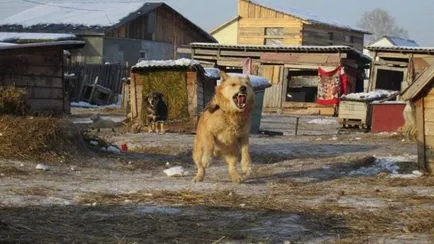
189 43 370 115
0 41 85 114
210 0 369 51
127 59 216 125
366 46 434 93
401 64 434 174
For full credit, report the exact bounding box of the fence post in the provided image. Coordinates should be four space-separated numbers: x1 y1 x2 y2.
294 117 300 136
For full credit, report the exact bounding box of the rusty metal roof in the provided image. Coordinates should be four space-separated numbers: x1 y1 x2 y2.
366 46 434 53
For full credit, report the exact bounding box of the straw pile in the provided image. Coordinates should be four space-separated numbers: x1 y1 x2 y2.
0 86 29 115
0 115 90 162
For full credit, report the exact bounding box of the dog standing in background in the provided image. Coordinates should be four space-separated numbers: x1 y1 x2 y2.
192 72 255 183
146 92 168 133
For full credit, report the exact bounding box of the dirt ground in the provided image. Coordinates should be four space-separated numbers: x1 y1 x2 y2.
1 109 433 243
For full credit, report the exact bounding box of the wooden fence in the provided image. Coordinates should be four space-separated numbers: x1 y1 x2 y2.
68 63 129 101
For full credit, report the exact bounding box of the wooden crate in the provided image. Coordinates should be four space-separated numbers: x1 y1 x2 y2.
338 100 371 128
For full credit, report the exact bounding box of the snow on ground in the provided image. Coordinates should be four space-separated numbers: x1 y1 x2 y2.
307 118 338 125
349 155 420 177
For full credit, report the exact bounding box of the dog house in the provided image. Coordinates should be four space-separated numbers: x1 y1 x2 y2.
401 63 434 174
127 58 217 125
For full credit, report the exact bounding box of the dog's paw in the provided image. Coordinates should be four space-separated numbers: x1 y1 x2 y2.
231 174 244 184
242 167 252 177
192 176 204 183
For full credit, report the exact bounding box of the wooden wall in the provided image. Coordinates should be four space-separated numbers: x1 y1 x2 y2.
238 0 303 45
302 24 364 51
0 48 66 114
106 6 214 58
237 0 365 49
418 88 434 173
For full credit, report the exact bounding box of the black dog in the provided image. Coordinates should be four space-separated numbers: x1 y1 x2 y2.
146 92 168 133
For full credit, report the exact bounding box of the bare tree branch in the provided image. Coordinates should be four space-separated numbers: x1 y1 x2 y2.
358 8 409 45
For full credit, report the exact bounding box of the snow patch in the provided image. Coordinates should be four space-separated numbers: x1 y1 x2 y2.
71 101 121 109
0 32 76 42
133 58 200 69
341 90 399 102
349 155 418 177
307 118 337 125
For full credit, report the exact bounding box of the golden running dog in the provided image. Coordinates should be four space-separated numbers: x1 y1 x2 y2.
192 72 255 183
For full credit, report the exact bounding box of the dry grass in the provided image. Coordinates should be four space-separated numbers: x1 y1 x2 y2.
9 187 58 197
0 166 29 176
0 86 29 115
75 175 434 237
0 115 90 162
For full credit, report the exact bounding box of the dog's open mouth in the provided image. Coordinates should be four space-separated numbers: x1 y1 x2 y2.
233 93 247 109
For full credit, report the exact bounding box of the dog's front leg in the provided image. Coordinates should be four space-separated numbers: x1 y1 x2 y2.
240 136 252 177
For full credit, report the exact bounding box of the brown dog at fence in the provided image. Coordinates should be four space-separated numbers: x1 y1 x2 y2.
192 72 255 183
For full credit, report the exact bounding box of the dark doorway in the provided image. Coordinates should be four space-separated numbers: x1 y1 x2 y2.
286 70 318 102
376 69 404 91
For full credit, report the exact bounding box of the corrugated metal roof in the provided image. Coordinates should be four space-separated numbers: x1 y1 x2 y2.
366 46 434 53
251 0 369 34
191 42 355 52
0 40 85 51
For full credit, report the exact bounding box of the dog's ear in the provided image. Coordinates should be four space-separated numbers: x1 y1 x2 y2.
220 71 229 82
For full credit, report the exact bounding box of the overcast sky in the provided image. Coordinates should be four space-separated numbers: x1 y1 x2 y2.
0 0 433 46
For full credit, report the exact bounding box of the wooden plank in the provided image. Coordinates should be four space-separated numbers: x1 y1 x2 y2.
374 60 408 67
260 52 341 65
0 75 63 88
0 52 61 66
423 92 434 109
424 121 434 136
415 99 427 172
29 99 63 111
402 66 434 101
377 52 411 59
220 50 261 58
28 87 64 100
186 72 198 117
0 65 63 77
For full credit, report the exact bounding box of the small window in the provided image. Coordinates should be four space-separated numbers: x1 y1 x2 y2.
264 38 283 46
329 32 334 40
264 27 284 37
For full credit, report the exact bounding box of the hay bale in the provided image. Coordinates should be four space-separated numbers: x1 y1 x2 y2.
0 86 30 115
0 115 90 162
137 70 189 122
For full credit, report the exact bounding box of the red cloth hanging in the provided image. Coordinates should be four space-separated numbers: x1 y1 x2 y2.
317 66 348 105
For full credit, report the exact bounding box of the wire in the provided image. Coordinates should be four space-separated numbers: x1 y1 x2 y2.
21 0 114 24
